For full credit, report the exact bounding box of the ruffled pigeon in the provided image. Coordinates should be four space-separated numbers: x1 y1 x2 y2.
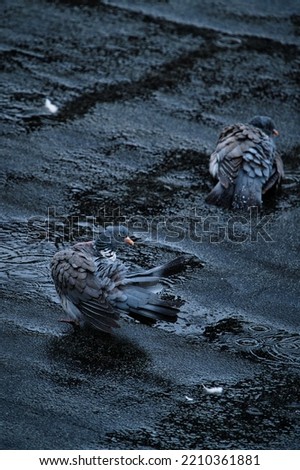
206 116 284 209
51 225 189 333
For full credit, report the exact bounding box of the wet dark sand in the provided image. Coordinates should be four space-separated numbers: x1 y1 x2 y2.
1 0 300 450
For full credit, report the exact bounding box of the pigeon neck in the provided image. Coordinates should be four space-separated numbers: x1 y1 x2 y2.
100 248 117 261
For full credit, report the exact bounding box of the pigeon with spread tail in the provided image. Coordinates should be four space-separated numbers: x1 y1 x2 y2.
51 225 191 333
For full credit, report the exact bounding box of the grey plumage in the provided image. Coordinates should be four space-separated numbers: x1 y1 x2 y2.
206 116 284 209
51 226 190 333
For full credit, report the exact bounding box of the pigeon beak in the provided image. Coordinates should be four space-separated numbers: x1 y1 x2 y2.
124 236 134 246
273 129 279 136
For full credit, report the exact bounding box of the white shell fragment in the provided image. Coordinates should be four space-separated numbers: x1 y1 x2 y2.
45 98 58 114
202 385 223 395
185 396 194 402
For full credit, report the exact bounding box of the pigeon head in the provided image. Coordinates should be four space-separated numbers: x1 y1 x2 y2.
95 225 134 255
249 116 279 137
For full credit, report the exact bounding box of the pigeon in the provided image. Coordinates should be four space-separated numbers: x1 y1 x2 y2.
51 225 190 333
206 116 284 209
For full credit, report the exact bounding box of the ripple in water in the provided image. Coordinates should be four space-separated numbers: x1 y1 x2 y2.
235 337 260 350
207 319 300 369
0 219 56 299
249 333 300 367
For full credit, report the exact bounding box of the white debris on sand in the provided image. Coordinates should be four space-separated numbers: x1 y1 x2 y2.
45 98 58 114
185 396 194 402
202 385 223 395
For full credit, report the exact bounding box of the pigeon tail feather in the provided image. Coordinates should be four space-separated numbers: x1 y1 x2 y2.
232 172 262 210
126 255 191 283
206 182 235 208
127 301 179 323
116 287 179 324
151 255 191 278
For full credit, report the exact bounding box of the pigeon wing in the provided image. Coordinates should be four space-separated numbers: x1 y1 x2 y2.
262 152 284 194
209 124 246 188
210 123 275 188
51 249 120 332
